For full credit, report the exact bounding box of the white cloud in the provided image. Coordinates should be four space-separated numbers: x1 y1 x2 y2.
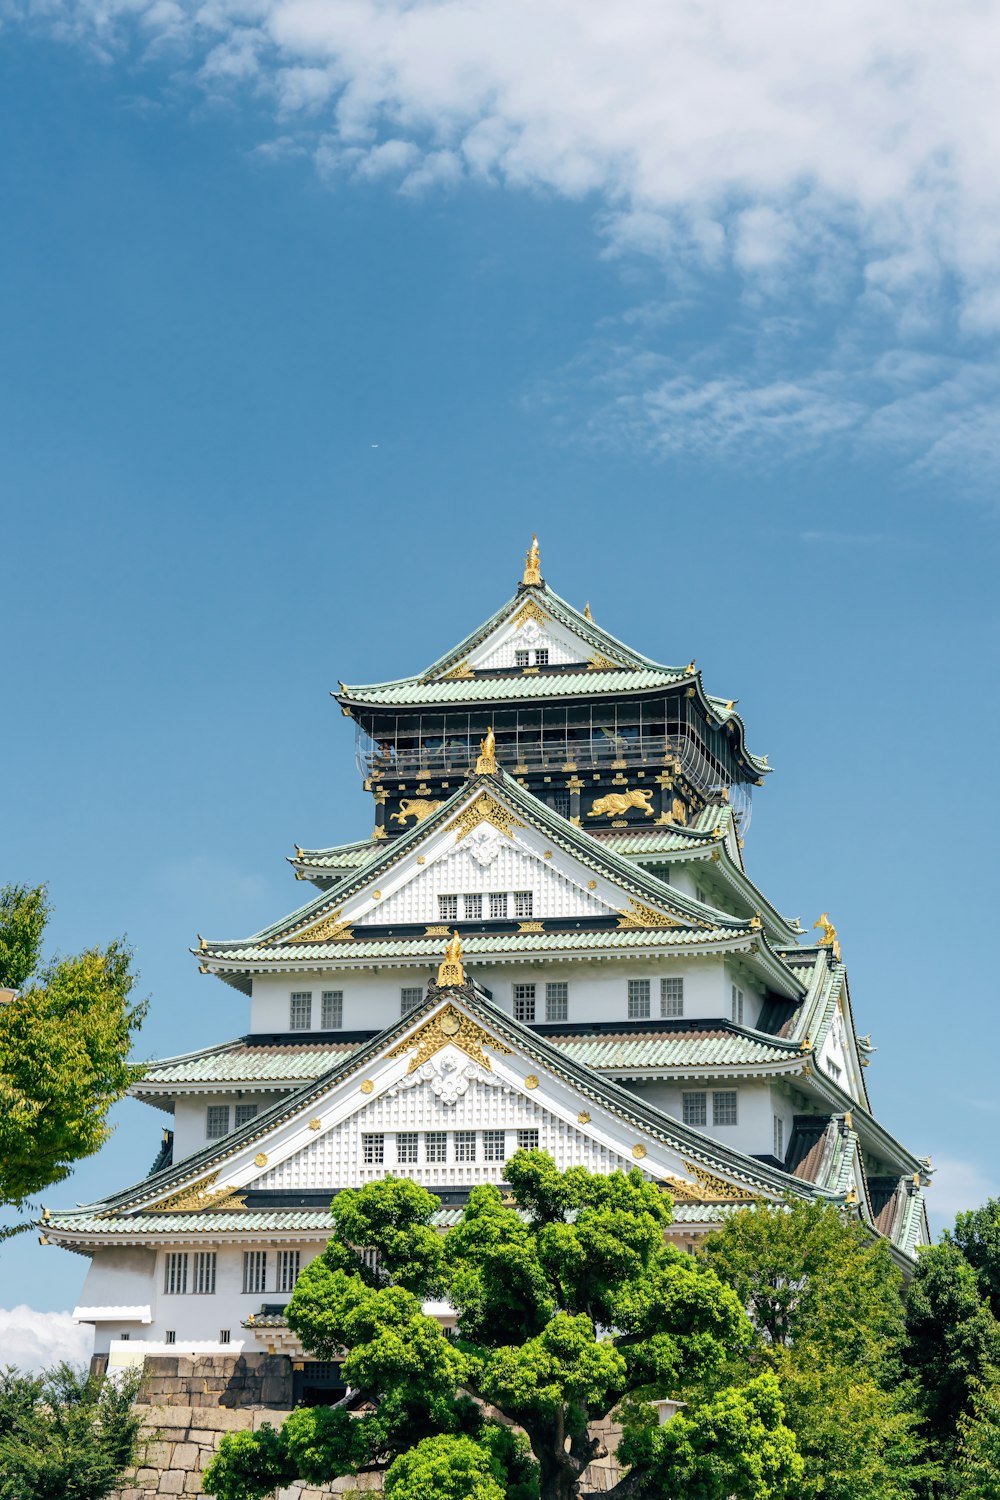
0 1306 94 1374
926 1157 1000 1233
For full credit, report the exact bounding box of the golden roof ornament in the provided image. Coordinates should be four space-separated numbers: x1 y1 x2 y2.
522 533 542 586
475 727 497 775
584 601 593 621
436 930 465 987
814 913 842 960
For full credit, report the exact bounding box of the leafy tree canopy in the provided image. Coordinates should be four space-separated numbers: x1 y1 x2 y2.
948 1198 1000 1319
0 1363 142 1500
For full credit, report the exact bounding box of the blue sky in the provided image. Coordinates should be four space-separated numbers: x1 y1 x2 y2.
2 4 1000 1334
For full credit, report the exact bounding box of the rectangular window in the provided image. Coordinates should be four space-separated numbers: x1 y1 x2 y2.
545 981 568 1022
206 1106 230 1140
400 987 423 1016
552 790 571 817
826 1060 842 1082
290 991 312 1031
682 1092 707 1127
515 649 530 667
119 1333 130 1341
660 977 684 1018
242 1250 267 1296
397 1132 419 1164
165 1330 176 1345
321 990 343 1029
534 648 549 666
234 1104 258 1128
517 1129 540 1152
773 1115 785 1160
628 978 651 1020
513 983 536 1023
363 1133 385 1165
513 891 534 918
731 985 745 1026
455 1130 477 1163
713 1091 738 1126
483 1129 506 1162
463 893 483 920
192 1251 217 1295
489 892 508 920
277 1249 301 1293
425 1131 447 1164
163 1252 188 1295
219 1330 231 1345
438 894 458 922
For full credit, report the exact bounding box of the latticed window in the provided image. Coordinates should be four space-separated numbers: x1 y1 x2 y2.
425 1132 447 1164
682 1092 707 1127
731 985 744 1025
551 790 570 818
206 1105 230 1140
397 1133 418 1164
363 1133 385 1165
234 1104 258 1128
773 1115 785 1160
455 1131 476 1163
290 991 312 1031
400 987 423 1015
438 894 458 921
489 892 508 919
193 1251 217 1295
515 650 530 667
513 891 533 918
628 979 651 1019
545 982 568 1022
660 977 684 1018
713 1091 738 1126
463 893 483 920
517 1129 539 1151
513 983 536 1022
321 991 343 1029
165 1330 176 1344
219 1330 231 1344
483 1130 506 1162
163 1252 188 1295
277 1250 301 1292
242 1251 267 1295
534 648 549 666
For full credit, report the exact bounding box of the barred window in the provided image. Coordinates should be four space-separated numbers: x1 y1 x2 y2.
489 892 508 920
321 990 343 1029
515 649 530 668
400 987 423 1015
534 648 549 666
163 1252 188 1295
513 891 533 919
455 1131 476 1163
206 1105 230 1140
826 1059 842 1082
660 977 684 1018
192 1251 216 1295
682 1092 707 1127
483 1129 506 1162
513 983 536 1023
277 1250 301 1293
551 790 570 818
165 1330 176 1345
463 893 483 920
242 1250 267 1295
290 991 312 1031
438 894 458 921
219 1329 231 1345
773 1115 785 1160
234 1103 258 1128
628 978 651 1020
425 1131 447 1164
713 1091 738 1126
517 1129 539 1152
731 985 745 1026
397 1132 418 1164
545 982 568 1022
363 1133 385 1165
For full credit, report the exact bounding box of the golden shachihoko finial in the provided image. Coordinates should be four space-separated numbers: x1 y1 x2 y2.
437 931 465 988
584 601 593 621
814 913 841 961
475 727 497 775
522 534 541 586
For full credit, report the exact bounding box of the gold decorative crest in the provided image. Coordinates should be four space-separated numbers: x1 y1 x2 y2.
587 653 623 671
512 597 550 630
632 1144 647 1160
814 913 842 960
670 1161 756 1203
474 728 497 775
616 898 684 930
285 908 354 944
521 534 542 586
446 791 525 843
518 921 545 933
524 1075 539 1090
578 1111 591 1124
436 931 465 986
141 1172 247 1215
442 658 474 680
386 1003 512 1074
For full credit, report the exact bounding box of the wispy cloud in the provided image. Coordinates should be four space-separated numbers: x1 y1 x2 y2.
927 1156 1000 1233
0 1305 93 1374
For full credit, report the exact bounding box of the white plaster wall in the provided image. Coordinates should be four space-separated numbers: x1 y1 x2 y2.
768 1082 795 1165
470 615 590 670
173 1093 290 1162
625 1078 775 1159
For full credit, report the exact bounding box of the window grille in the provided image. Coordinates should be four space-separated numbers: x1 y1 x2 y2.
397 1132 418 1164
534 648 549 666
660 977 684 1018
513 983 536 1022
165 1330 176 1345
321 990 343 1029
628 978 651 1019
363 1133 385 1165
463 893 483 920
545 982 568 1022
483 1130 506 1162
682 1092 707 1127
193 1251 217 1295
826 1060 842 1082
513 891 533 918
242 1251 267 1295
206 1106 230 1140
278 1249 301 1292
400 987 423 1015
425 1132 447 1164
731 986 744 1026
489 892 508 919
219 1330 231 1345
552 790 571 817
773 1115 785 1160
713 1091 738 1126
515 650 530 667
234 1104 258 1128
455 1131 476 1163
290 991 313 1031
438 894 458 922
119 1333 130 1341
163 1252 188 1295
517 1129 540 1151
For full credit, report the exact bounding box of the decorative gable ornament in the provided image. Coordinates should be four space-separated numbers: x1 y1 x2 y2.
464 826 505 867
389 1053 506 1107
446 790 525 843
385 1002 512 1074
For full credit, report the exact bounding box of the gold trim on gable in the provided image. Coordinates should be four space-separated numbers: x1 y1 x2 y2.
386 1003 512 1074
282 908 355 944
512 598 550 630
446 791 526 843
139 1172 248 1215
616 898 685 930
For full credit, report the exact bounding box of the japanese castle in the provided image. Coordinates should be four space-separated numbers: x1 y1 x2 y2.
47 538 930 1361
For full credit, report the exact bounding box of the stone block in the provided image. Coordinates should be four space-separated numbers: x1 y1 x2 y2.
261 1376 292 1405
188 1430 216 1445
141 1442 173 1468
118 1489 143 1500
158 1474 185 1495
135 1469 160 1487
252 1408 291 1431
184 1474 204 1494
197 1409 247 1432
172 1443 199 1470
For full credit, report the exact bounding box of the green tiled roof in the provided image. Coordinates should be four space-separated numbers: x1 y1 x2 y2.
548 1028 800 1072
596 806 725 854
292 839 383 872
136 1038 361 1089
45 1210 335 1235
339 666 688 707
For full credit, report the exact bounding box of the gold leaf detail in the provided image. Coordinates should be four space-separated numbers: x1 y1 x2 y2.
386 1003 512 1074
587 880 597 891
286 908 353 944
309 1119 321 1131
578 1111 591 1124
517 921 545 933
587 653 624 671
668 1161 756 1203
445 791 525 843
360 1080 375 1094
512 597 549 629
441 658 474 680
254 1153 268 1168
632 1144 647 1160
425 925 450 937
525 1075 539 1090
616 898 684 930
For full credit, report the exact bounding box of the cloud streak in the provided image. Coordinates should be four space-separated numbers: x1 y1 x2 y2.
0 1305 94 1374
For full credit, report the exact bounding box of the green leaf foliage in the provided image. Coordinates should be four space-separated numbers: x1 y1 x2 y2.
954 1377 1000 1498
385 1434 507 1500
949 1199 1000 1319
0 883 49 990
0 1363 142 1500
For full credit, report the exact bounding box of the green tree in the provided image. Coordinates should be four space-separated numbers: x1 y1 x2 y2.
0 1363 142 1500
949 1199 1000 1318
954 1377 1000 1499
204 1154 801 1500
0 882 146 1211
